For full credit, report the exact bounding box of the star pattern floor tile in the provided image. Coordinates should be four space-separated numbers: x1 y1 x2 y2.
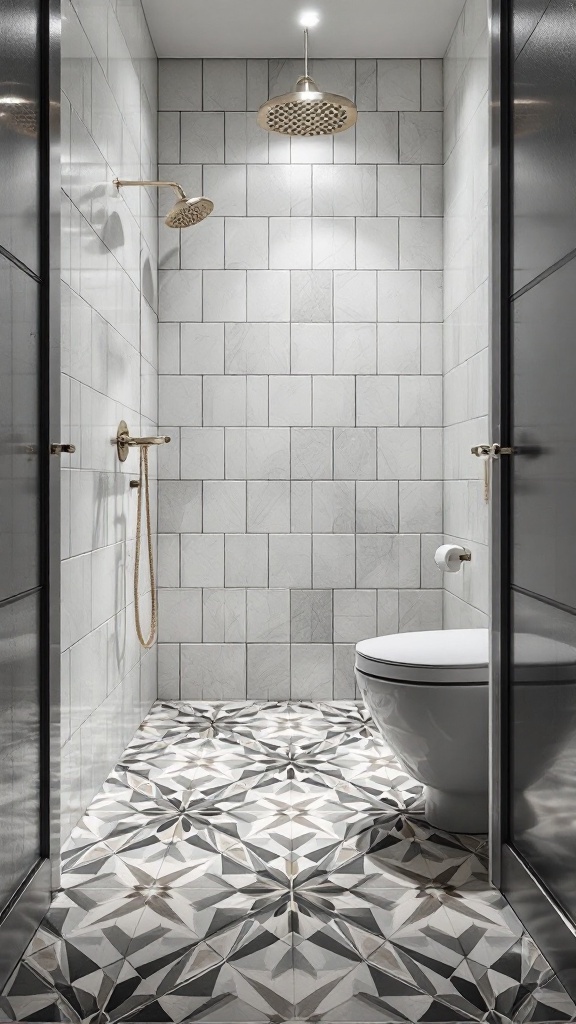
1 700 575 1024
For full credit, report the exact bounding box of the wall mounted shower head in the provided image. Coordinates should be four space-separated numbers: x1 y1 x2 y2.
257 28 357 137
113 178 214 228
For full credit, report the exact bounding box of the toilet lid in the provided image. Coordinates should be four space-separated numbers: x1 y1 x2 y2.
355 629 489 684
355 628 576 685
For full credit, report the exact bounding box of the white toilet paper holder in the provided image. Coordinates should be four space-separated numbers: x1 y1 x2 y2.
434 544 472 573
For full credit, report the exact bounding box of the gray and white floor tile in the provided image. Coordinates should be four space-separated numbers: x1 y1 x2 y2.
1 700 575 1023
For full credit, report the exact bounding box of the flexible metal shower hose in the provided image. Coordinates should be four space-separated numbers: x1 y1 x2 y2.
134 445 157 648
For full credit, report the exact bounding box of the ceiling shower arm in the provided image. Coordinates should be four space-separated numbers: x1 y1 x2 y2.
113 178 187 200
304 27 308 79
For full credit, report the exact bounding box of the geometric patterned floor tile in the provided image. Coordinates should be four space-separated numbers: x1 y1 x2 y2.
1 701 575 1024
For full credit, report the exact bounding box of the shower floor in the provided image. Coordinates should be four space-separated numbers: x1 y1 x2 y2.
1 701 575 1024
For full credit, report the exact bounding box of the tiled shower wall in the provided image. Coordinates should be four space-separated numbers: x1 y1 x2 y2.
60 0 158 840
442 0 490 627
157 58 445 700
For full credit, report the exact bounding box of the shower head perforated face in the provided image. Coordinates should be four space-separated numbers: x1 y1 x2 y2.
258 75 357 136
165 196 214 229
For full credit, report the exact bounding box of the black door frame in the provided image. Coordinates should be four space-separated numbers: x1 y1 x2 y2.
489 0 576 998
0 0 61 988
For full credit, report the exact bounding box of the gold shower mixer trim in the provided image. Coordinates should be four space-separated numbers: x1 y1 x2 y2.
115 420 171 463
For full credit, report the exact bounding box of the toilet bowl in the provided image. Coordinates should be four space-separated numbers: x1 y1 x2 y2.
355 628 489 834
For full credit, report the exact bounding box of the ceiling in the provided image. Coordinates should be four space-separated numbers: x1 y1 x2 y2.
142 0 466 59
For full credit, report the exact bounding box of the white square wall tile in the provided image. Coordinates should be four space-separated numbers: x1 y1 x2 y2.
291 270 333 323
225 218 268 270
356 534 420 588
421 165 443 216
333 590 377 643
399 112 443 164
356 112 398 163
247 644 290 699
181 323 225 374
159 376 202 426
225 111 268 162
378 165 421 216
181 533 224 587
291 481 312 532
247 480 291 532
399 480 443 532
159 60 202 111
203 59 247 111
333 323 377 374
356 481 399 532
378 323 421 374
269 534 312 588
334 427 377 479
356 59 377 110
181 644 246 700
159 270 202 322
247 589 290 642
225 427 291 479
312 218 355 271
291 323 333 374
203 165 247 216
180 112 224 163
399 375 442 426
378 270 420 322
181 217 225 270
313 166 377 217
313 376 355 427
158 112 180 162
225 322 290 374
313 534 356 588
313 480 355 534
356 376 399 427
291 428 333 480
181 427 224 479
356 219 398 271
203 375 247 426
269 218 312 269
158 589 202 643
421 59 443 111
247 270 291 322
290 589 332 642
377 426 421 480
334 270 377 323
269 376 311 426
400 218 443 270
203 480 247 532
247 165 311 217
377 60 421 111
290 644 333 699
290 134 334 164
225 533 268 587
203 270 246 322
159 481 202 532
399 589 442 632
203 588 246 642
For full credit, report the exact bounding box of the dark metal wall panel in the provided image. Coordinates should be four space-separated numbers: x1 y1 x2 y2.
0 256 40 602
0 594 41 913
0 0 40 275
513 0 576 292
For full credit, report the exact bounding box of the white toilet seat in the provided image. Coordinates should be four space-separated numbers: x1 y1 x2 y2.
355 628 489 684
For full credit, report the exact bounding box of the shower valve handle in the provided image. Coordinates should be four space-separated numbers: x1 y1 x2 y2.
51 442 76 455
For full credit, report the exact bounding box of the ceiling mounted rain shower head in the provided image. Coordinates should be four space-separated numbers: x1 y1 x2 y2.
257 27 357 137
113 178 214 228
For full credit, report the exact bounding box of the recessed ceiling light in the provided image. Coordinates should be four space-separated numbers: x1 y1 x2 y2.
299 10 320 28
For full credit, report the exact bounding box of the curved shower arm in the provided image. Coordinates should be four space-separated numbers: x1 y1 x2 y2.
113 178 187 200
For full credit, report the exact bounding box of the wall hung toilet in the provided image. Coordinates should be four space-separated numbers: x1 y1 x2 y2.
355 628 489 834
